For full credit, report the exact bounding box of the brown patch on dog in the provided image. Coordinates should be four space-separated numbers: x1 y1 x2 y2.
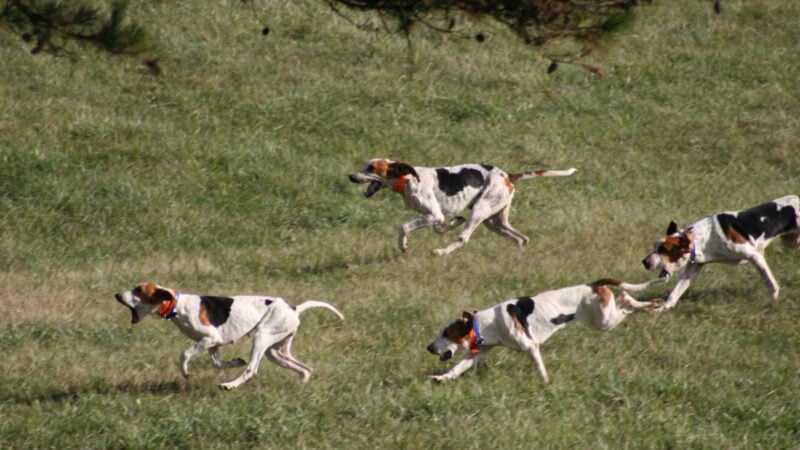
443 313 472 344
504 177 514 193
371 159 390 178
511 316 527 334
199 304 212 326
721 223 747 244
658 234 693 263
133 283 175 305
387 161 420 181
591 278 622 288
594 285 613 309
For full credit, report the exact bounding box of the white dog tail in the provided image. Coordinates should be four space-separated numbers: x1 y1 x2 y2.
591 277 667 292
509 167 577 183
295 301 345 320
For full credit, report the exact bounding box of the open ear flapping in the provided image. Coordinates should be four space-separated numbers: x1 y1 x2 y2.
666 221 679 235
389 162 420 181
137 283 175 305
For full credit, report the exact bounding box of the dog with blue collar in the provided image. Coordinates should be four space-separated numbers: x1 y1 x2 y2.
425 277 663 383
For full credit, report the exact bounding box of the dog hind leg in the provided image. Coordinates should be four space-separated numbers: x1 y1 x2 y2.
483 206 529 246
219 328 295 390
266 335 313 382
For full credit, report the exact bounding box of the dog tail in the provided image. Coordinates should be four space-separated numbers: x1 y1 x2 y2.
508 167 576 183
590 277 667 292
295 301 345 320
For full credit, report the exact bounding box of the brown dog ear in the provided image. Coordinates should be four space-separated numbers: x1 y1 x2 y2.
682 229 695 245
666 221 679 235
388 162 419 181
136 283 176 304
460 310 474 323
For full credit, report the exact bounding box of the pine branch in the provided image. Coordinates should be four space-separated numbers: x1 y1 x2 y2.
0 0 159 74
323 0 654 76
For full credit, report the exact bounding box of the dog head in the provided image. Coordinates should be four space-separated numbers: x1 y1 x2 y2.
114 283 177 324
348 159 419 198
642 221 695 279
426 311 473 361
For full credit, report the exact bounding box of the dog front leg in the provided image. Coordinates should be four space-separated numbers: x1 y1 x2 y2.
749 253 780 300
398 215 441 252
432 216 466 234
528 344 548 383
430 348 492 383
658 263 703 311
180 339 216 378
208 347 246 369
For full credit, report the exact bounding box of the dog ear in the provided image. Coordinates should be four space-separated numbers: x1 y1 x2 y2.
137 283 176 304
460 310 473 323
666 221 679 235
389 162 420 181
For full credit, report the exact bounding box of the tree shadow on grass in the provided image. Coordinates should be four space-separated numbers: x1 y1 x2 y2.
4 378 187 406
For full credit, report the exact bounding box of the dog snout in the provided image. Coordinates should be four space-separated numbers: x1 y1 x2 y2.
348 174 358 183
114 293 124 303
642 258 651 270
426 344 436 354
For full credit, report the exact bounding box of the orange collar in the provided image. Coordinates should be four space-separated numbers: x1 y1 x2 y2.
158 291 179 319
393 175 410 194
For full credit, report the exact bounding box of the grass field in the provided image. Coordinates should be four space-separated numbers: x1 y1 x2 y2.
1 0 799 447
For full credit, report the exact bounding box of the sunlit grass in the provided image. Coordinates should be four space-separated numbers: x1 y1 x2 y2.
1 0 800 448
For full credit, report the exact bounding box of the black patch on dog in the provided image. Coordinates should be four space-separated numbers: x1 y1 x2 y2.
199 296 234 327
264 299 273 306
550 314 575 326
436 168 485 196
506 297 535 338
481 164 494 171
716 202 798 241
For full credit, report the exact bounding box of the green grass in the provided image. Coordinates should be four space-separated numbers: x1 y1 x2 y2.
2 0 800 447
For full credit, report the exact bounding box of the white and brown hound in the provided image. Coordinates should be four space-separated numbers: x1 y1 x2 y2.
349 159 576 255
425 278 663 383
114 283 344 390
642 195 800 310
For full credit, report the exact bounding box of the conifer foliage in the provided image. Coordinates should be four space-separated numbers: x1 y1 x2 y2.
0 0 158 73
325 0 653 75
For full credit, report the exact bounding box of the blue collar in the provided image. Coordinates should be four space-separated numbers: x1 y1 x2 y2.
472 315 484 345
686 227 696 263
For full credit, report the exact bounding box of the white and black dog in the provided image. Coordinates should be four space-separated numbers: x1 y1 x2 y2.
349 159 576 255
114 283 344 390
642 195 800 310
426 278 662 383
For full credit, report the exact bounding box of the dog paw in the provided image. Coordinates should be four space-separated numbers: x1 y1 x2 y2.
429 375 448 383
647 298 667 312
218 382 236 391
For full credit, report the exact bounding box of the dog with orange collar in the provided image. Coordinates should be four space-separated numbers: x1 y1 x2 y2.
114 283 344 390
348 159 576 255
425 277 663 383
